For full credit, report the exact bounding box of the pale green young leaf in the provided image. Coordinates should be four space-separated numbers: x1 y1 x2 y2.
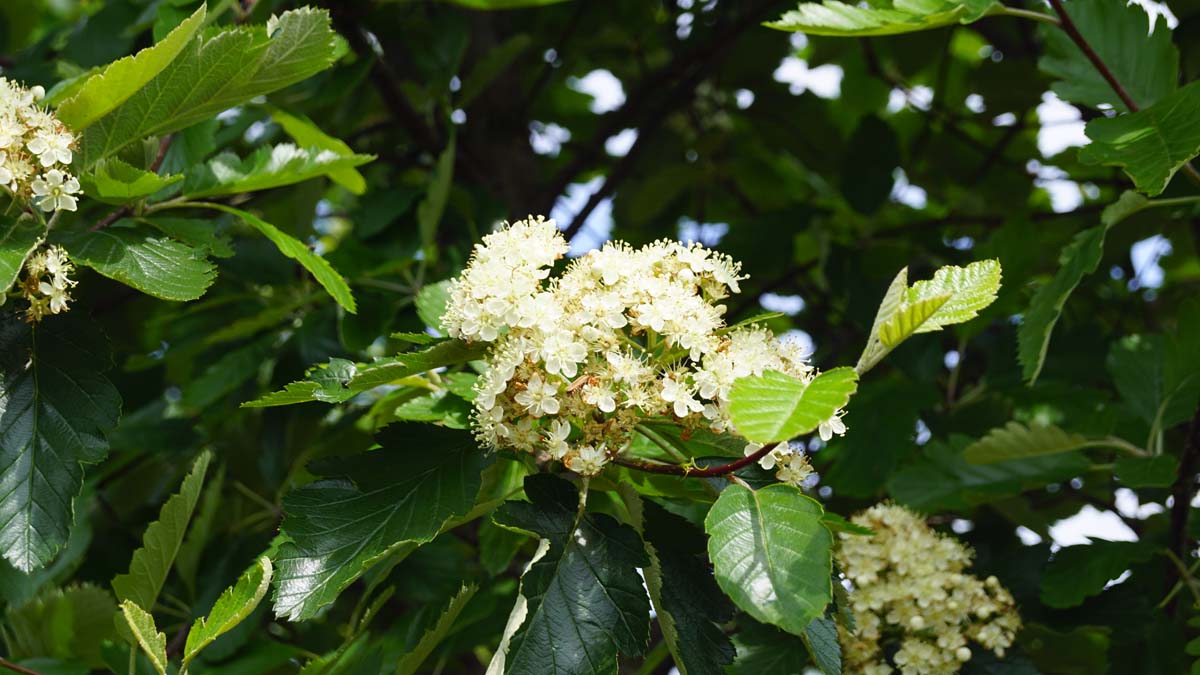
0 214 44 295
77 158 182 205
79 8 342 165
878 293 951 347
905 259 1002 333
1038 0 1177 112
119 601 168 675
963 422 1092 464
112 451 211 611
857 260 1001 373
1018 226 1107 384
181 144 374 198
706 484 833 637
58 223 216 302
767 0 997 37
1079 81 1200 196
416 279 452 333
183 556 273 665
269 107 367 193
200 203 356 313
395 584 479 675
55 6 206 130
729 367 858 444
0 319 121 572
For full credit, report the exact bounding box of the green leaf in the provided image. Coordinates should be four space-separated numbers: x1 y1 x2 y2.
140 216 234 258
963 421 1093 464
416 279 452 333
1038 0 1177 112
878 293 951 347
1101 191 1149 228
417 138 456 260
0 214 44 295
640 499 735 675
4 584 117 669
112 451 211 611
887 435 1091 511
174 464 224 597
1114 455 1177 488
79 8 342 165
705 483 833 637
179 336 277 410
801 616 841 675
119 600 168 675
273 425 487 621
1107 334 1200 429
490 474 650 675
458 34 531 107
242 340 485 408
200 203 356 313
445 0 574 7
77 158 182 205
1040 540 1154 608
0 318 121 572
857 260 1001 372
1021 624 1111 675
55 5 206 130
393 391 472 429
269 107 368 194
767 0 997 37
729 367 858 444
395 584 478 675
1079 81 1200 196
183 556 272 666
1018 226 1107 383
181 144 374 198
58 223 216 302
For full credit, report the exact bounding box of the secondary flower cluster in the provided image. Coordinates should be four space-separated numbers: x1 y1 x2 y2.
442 216 843 482
0 77 80 212
18 245 77 322
836 504 1021 675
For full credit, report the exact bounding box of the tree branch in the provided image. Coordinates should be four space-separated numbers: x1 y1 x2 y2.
613 442 778 478
1168 406 1200 609
1045 0 1200 188
0 658 45 675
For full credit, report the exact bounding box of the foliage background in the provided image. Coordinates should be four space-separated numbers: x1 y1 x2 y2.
1 0 1198 673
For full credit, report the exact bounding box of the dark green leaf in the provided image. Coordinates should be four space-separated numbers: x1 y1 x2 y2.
1114 455 1177 488
802 616 841 675
491 474 650 675
0 318 121 572
1040 540 1154 608
395 584 478 675
273 425 487 621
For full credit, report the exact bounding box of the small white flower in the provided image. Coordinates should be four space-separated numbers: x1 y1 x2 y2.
660 376 703 418
544 419 571 459
31 169 80 212
566 444 608 475
513 374 560 417
582 383 617 413
26 129 73 167
818 412 847 442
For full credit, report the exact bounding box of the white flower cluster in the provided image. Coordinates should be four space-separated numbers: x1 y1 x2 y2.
0 77 80 212
18 245 77 322
836 504 1021 675
442 216 845 482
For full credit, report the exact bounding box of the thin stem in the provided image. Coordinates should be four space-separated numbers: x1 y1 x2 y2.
1159 555 1200 609
995 5 1060 24
1045 0 1136 111
613 442 778 478
0 658 46 675
1045 0 1200 190
1163 548 1200 609
1086 437 1149 458
634 424 688 463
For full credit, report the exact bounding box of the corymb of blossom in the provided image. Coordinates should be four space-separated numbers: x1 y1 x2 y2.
836 504 1022 675
0 77 81 213
441 216 846 484
19 245 77 323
